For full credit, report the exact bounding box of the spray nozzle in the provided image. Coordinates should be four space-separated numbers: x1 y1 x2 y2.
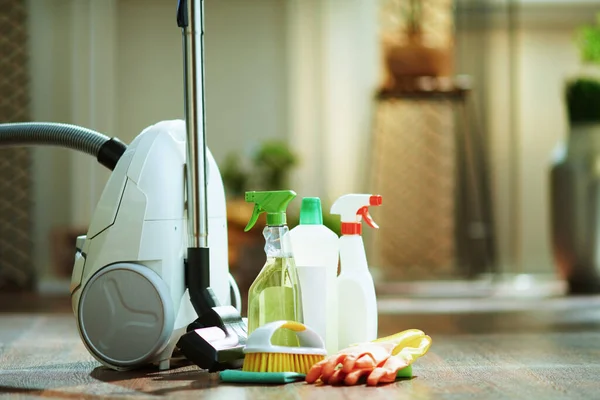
330 194 383 235
357 206 378 229
244 190 297 231
358 195 382 229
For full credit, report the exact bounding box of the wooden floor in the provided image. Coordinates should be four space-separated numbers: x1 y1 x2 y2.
2 293 600 399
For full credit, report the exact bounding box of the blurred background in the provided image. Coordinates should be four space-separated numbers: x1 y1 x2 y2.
2 0 600 309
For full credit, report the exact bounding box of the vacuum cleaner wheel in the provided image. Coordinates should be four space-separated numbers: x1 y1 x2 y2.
78 263 174 369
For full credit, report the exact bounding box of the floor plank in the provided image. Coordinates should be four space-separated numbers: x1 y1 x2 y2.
2 295 600 399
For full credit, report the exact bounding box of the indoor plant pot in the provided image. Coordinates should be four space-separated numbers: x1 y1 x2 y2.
551 76 600 294
382 0 454 91
550 17 600 294
385 32 453 81
551 120 600 293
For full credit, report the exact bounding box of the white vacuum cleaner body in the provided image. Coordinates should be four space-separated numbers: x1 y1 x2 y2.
70 119 237 370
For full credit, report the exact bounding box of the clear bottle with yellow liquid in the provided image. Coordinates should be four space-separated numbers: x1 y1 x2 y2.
244 190 303 346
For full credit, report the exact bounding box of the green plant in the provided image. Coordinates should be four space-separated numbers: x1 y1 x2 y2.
322 212 341 236
221 140 299 197
221 153 249 198
566 78 600 124
404 0 423 37
566 15 600 124
577 15 600 64
253 141 298 191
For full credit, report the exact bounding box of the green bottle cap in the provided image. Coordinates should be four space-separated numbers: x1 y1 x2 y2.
299 197 323 225
244 190 297 231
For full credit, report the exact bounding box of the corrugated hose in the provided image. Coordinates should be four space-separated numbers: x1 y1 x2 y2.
0 122 126 170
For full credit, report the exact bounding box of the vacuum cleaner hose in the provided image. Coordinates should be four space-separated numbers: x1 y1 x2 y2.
0 122 127 170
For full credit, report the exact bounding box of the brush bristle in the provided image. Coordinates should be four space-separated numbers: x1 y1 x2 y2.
242 353 325 374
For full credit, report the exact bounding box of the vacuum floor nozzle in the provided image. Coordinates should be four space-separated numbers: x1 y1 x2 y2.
177 306 247 372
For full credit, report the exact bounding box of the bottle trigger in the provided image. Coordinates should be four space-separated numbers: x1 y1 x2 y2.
357 206 379 229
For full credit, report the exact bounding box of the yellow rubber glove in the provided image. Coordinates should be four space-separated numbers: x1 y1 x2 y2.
305 329 432 386
366 334 432 385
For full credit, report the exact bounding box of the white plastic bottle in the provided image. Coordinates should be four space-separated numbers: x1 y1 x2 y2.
288 197 339 354
331 194 382 349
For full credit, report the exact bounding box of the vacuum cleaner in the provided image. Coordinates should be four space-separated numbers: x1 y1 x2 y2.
0 0 247 371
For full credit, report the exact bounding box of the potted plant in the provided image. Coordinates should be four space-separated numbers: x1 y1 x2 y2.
222 140 300 239
221 153 249 200
252 140 298 191
222 140 299 196
564 17 600 123
382 0 453 91
550 15 600 294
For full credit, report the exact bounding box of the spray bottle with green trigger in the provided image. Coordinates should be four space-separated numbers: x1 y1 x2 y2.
244 190 303 346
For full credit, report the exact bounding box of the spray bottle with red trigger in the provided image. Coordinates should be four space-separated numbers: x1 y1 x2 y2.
330 194 382 349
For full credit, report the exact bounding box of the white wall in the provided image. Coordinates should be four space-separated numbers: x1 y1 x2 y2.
27 0 73 279
286 0 379 204
115 0 288 161
28 0 289 279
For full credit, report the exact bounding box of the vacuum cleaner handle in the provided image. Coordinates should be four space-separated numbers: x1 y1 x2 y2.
176 0 247 371
178 0 209 252
178 0 216 312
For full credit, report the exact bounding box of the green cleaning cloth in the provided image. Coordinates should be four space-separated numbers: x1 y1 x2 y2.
219 370 306 384
397 364 413 378
219 365 412 385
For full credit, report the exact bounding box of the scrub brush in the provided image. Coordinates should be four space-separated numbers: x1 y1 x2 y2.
220 320 326 384
243 320 326 373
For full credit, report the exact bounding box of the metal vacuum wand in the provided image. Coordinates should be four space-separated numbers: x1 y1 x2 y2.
176 0 247 372
177 0 216 315
177 0 218 316
179 0 208 250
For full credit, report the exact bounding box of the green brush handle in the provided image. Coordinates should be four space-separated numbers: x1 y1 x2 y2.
220 367 411 384
220 370 306 384
397 364 412 378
